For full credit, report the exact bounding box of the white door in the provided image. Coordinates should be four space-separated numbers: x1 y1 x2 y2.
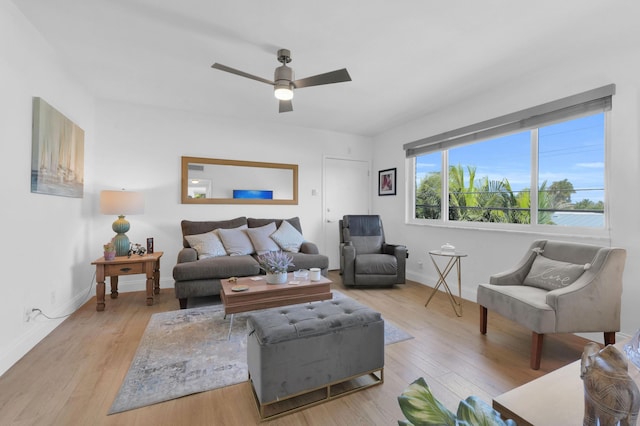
323 157 371 270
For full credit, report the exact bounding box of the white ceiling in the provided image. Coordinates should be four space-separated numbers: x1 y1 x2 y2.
11 0 637 136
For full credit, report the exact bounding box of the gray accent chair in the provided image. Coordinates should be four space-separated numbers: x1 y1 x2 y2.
477 239 626 370
339 215 407 286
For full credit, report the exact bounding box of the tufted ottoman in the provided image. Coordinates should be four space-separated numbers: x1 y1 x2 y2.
246 295 385 419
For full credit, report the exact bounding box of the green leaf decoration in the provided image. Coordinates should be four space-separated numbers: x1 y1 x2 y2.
398 377 457 426
398 378 516 426
456 396 515 426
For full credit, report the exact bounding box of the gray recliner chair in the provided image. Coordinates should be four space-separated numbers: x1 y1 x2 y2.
477 239 626 370
339 215 407 287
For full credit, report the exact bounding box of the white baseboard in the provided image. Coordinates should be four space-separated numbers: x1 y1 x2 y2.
0 278 174 377
0 289 91 377
406 269 477 303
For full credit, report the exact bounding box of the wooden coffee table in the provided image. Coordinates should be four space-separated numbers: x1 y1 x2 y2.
220 272 332 316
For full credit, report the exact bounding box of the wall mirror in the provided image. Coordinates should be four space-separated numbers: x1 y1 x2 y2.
181 156 298 205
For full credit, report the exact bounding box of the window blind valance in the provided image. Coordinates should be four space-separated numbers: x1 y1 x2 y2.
403 84 615 158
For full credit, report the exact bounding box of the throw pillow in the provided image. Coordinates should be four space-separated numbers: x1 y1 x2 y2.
270 220 304 253
217 225 254 256
246 222 280 255
184 230 226 259
523 254 588 291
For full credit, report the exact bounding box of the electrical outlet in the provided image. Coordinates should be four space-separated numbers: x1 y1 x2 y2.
23 307 33 322
418 261 424 269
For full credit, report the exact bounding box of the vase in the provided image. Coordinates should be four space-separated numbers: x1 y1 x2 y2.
104 251 116 261
266 271 288 284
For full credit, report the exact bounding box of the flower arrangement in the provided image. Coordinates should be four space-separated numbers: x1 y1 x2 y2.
257 251 294 273
103 238 116 252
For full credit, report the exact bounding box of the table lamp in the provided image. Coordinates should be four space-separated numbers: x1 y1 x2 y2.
100 190 145 256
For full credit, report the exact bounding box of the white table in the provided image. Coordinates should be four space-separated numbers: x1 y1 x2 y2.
493 340 640 425
425 250 467 317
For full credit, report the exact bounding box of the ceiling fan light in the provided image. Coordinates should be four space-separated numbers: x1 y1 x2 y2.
274 83 293 101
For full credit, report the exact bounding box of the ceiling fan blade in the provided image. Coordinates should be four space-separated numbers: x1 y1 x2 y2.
279 99 293 113
211 63 274 86
293 68 351 89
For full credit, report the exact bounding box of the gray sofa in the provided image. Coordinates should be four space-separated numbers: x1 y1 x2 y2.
172 216 329 309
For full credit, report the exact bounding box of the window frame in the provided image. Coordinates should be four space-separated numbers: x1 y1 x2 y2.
406 111 610 238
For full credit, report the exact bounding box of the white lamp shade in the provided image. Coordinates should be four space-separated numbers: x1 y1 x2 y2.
100 190 145 215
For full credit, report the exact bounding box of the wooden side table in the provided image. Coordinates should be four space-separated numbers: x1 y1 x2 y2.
91 251 163 311
425 250 467 317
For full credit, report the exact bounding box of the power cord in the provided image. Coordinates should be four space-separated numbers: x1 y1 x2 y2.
30 271 96 321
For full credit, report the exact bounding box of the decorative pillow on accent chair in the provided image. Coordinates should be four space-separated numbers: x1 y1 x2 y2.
184 230 227 259
246 222 280 255
270 220 304 253
217 225 255 256
523 253 590 291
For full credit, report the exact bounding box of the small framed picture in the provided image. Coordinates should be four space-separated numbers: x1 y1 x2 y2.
378 168 397 196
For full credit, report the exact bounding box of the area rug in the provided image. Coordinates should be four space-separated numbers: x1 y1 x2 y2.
108 291 412 414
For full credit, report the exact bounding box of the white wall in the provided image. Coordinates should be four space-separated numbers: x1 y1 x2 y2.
0 0 96 375
373 35 640 339
90 99 372 295
5 0 637 378
0 1 372 376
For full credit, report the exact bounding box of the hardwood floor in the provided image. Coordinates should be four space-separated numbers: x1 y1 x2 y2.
0 271 589 425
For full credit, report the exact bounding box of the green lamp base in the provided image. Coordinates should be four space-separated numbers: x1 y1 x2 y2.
112 215 131 256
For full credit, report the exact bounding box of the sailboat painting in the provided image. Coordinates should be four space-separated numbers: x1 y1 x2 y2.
31 97 85 198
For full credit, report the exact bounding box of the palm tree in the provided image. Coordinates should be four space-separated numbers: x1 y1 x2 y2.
415 164 564 225
482 178 519 223
537 180 555 224
448 164 480 221
415 172 441 219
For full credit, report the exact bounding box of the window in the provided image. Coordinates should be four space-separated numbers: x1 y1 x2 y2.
447 131 531 224
538 114 605 227
415 152 441 219
406 85 612 230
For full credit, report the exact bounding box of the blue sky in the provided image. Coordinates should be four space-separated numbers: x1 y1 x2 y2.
416 113 605 202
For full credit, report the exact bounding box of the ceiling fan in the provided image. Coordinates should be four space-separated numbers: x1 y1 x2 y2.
211 49 351 113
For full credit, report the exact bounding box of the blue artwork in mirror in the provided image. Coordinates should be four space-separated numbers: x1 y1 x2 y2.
233 190 273 199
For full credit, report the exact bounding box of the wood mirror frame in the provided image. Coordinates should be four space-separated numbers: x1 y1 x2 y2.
181 156 298 205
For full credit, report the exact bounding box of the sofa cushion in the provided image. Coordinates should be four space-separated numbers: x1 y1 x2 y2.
181 217 248 248
523 254 588 291
270 220 304 253
350 235 384 254
173 255 260 281
343 215 384 254
248 217 303 234
288 253 329 271
184 230 226 259
477 283 556 333
246 222 280 255
218 225 254 256
355 253 397 275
